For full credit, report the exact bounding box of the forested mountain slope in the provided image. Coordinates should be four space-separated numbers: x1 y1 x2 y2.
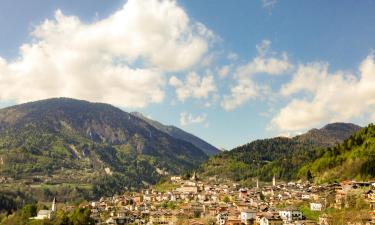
199 123 361 183
0 98 208 195
299 123 375 183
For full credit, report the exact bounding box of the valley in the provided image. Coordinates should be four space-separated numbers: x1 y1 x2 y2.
0 98 374 225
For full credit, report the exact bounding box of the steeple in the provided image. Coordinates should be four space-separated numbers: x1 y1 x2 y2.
51 197 56 212
190 171 198 181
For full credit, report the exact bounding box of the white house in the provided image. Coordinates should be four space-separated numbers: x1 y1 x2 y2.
278 208 303 221
310 202 323 211
241 210 257 224
301 194 310 200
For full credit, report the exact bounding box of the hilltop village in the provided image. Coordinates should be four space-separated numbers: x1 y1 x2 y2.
74 174 375 225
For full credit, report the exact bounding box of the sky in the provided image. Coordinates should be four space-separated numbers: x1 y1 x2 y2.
0 0 375 149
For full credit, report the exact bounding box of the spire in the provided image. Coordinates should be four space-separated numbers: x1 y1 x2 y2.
191 171 198 181
51 197 56 212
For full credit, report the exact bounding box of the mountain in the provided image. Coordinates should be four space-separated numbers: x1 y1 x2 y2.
299 123 375 183
199 122 361 184
0 98 208 196
131 112 220 156
295 122 361 147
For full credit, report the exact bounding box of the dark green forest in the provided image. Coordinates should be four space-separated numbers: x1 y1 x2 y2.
199 123 373 185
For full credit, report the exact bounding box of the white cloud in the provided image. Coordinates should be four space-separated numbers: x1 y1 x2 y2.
221 40 291 111
169 72 216 102
262 0 277 10
280 62 329 96
179 112 207 126
218 65 230 78
236 40 291 78
272 54 375 131
0 0 212 108
221 79 259 111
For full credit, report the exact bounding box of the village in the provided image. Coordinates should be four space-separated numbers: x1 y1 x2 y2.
70 173 375 225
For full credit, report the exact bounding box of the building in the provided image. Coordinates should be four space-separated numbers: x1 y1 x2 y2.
176 185 198 194
32 198 56 220
310 203 322 211
278 208 303 222
217 212 228 225
240 210 256 224
259 216 283 225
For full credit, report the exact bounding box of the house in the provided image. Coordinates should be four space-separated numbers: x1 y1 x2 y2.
149 211 177 225
225 216 242 225
170 176 181 182
240 210 257 225
310 203 322 211
31 198 56 220
259 216 283 225
278 208 303 222
176 185 198 194
301 194 310 200
217 212 228 225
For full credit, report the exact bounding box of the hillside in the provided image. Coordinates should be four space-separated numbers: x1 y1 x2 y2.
295 122 361 147
199 123 361 184
131 112 220 156
0 98 208 196
299 123 375 183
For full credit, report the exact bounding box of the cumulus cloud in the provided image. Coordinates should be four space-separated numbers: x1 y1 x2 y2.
272 54 375 131
221 40 290 111
179 112 207 126
221 79 260 111
236 40 291 78
0 0 212 108
262 0 278 10
280 62 329 96
169 72 216 102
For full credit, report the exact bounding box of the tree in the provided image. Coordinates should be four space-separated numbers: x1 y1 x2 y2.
306 170 313 183
22 204 37 218
68 208 94 225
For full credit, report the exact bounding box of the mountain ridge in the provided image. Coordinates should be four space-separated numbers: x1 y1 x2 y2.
0 98 208 195
131 111 220 156
199 122 361 183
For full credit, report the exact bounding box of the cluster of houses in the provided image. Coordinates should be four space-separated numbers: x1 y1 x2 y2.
82 175 375 225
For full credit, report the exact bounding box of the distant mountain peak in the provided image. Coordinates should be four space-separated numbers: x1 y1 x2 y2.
321 122 360 131
297 122 361 147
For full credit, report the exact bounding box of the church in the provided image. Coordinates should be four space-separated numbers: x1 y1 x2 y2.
31 198 56 220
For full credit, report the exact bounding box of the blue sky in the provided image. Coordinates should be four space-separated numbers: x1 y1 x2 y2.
0 0 375 149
